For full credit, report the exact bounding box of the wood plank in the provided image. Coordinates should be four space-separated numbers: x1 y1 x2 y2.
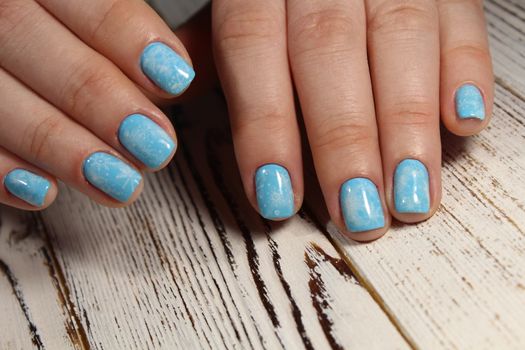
1 1 523 349
485 0 525 96
0 208 86 350
37 93 409 349
317 1 525 348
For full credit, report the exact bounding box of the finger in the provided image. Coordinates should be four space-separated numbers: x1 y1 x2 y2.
0 1 176 170
366 0 441 222
0 68 143 206
213 0 303 220
0 148 57 210
438 0 493 136
287 0 390 240
37 0 195 97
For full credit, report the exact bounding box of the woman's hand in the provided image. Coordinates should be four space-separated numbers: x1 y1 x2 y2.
0 0 195 209
212 0 493 241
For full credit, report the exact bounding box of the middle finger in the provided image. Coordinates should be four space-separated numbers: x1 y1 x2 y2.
365 0 441 222
288 0 390 240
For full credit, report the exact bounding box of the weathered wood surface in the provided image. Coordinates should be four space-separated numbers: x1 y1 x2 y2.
1 0 524 349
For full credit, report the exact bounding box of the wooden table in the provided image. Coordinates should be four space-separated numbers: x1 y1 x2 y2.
1 1 524 348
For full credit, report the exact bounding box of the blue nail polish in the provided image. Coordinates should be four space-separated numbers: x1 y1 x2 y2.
83 152 142 202
394 159 430 214
4 169 50 207
455 84 485 120
255 164 294 220
118 114 176 169
340 178 385 233
140 42 195 95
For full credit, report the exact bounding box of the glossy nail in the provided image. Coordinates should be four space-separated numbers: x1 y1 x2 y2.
394 159 430 214
140 42 195 95
4 169 50 207
340 178 385 233
118 114 175 169
83 152 142 202
455 84 485 120
255 164 294 220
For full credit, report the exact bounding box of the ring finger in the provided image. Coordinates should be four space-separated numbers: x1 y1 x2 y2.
366 0 441 222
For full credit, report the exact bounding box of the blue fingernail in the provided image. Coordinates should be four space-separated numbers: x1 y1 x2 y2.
4 169 50 207
340 178 385 233
394 159 430 214
455 84 485 120
83 152 142 202
140 42 195 95
255 164 294 220
118 114 176 169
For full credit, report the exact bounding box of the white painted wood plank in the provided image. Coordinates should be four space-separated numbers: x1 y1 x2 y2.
2 1 523 349
322 2 525 348
38 94 409 348
0 208 85 350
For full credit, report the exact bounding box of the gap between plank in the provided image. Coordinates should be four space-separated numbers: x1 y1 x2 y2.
36 213 91 350
303 205 419 350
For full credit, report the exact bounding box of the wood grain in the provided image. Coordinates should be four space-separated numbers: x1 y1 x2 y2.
318 1 525 348
0 210 85 350
34 99 409 349
0 0 523 349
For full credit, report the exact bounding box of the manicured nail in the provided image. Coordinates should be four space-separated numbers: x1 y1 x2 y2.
140 42 195 95
4 169 50 207
394 159 430 214
118 114 176 169
455 84 485 120
340 178 385 233
83 152 142 202
255 164 294 220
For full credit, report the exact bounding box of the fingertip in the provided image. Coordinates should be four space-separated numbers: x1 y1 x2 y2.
140 41 196 97
253 163 299 221
385 158 442 224
117 112 178 172
443 116 491 137
442 83 492 137
340 218 390 243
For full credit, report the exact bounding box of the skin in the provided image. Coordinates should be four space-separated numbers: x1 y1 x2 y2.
0 0 493 241
213 0 493 241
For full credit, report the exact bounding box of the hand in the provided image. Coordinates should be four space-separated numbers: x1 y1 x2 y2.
212 0 493 240
0 0 196 209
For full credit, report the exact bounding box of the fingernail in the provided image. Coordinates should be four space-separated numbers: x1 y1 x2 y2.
394 159 430 214
118 114 176 169
83 152 142 202
255 164 294 220
455 84 485 120
140 42 195 95
340 178 385 233
4 169 50 207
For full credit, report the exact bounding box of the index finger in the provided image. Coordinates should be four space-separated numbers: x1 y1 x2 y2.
37 0 195 97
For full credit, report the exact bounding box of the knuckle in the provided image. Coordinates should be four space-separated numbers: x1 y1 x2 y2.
312 113 374 152
442 42 491 62
89 0 127 41
61 61 116 114
438 0 483 8
215 7 282 55
368 0 437 35
234 106 290 135
23 115 63 161
290 9 357 58
382 100 436 127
